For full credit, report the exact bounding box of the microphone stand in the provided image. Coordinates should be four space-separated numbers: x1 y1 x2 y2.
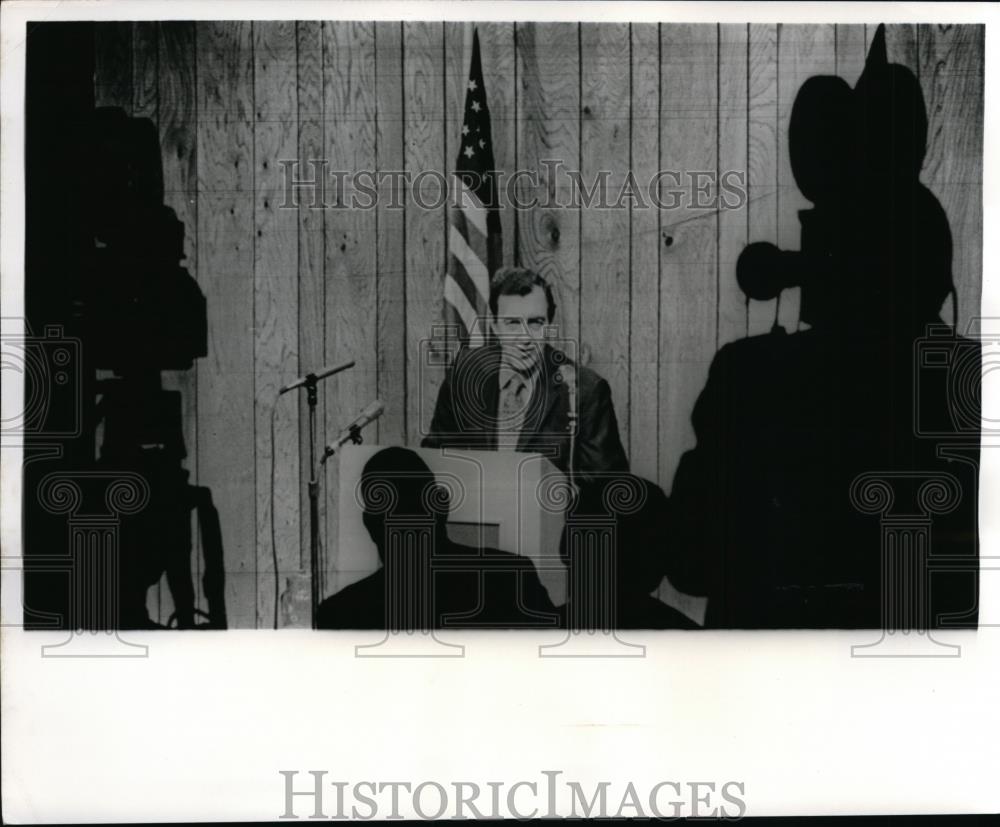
320 424 365 465
312 421 370 624
564 366 578 492
284 368 359 629
304 376 321 630
567 406 578 490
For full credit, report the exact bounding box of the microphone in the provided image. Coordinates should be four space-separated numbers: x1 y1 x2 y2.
558 363 577 423
321 399 385 461
558 363 578 486
279 359 356 395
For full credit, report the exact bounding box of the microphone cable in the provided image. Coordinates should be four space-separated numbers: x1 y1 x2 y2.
270 397 280 630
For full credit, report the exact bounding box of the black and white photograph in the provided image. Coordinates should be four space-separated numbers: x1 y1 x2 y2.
14 14 987 633
2 0 998 821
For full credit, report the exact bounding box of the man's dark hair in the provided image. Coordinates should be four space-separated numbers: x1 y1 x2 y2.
488 266 557 323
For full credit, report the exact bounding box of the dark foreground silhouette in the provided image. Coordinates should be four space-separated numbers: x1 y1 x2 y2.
559 476 698 630
666 26 980 628
318 448 557 630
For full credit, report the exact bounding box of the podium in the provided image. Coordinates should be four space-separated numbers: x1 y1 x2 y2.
334 445 569 605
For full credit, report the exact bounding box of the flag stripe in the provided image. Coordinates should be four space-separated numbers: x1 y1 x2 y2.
449 223 490 298
451 174 489 237
444 274 480 336
448 251 488 316
451 205 489 265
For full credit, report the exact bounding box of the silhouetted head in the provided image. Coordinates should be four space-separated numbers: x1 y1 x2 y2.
559 476 670 597
789 75 858 206
861 182 954 332
775 24 951 335
359 447 450 561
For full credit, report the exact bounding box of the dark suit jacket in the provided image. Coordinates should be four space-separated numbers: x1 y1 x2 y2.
317 540 559 630
421 344 629 481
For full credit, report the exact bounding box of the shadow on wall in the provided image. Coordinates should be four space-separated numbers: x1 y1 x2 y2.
664 25 981 629
24 38 227 630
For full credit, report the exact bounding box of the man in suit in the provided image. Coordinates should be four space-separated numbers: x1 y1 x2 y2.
317 447 557 630
422 266 629 483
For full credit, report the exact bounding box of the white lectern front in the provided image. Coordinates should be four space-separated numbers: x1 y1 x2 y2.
334 445 569 605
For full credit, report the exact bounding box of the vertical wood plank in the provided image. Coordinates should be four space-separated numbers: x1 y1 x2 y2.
775 24 835 332
746 23 779 336
580 23 631 449
296 21 327 612
94 23 132 110
658 23 718 492
254 21 301 628
835 23 867 87
516 22 582 349
873 23 919 72
132 23 158 121
477 22 518 269
375 22 407 447
445 21 471 160
323 21 379 594
717 24 749 347
919 24 984 331
158 21 199 626
403 22 447 447
159 21 199 341
196 21 256 628
628 23 660 481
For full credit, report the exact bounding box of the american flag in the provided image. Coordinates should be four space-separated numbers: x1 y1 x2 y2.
444 28 502 349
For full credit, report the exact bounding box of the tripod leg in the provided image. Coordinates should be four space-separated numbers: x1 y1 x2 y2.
193 485 228 629
163 495 196 629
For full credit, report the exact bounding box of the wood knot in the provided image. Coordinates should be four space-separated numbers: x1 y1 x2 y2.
541 213 560 248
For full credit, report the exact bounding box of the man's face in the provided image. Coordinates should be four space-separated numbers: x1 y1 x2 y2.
494 286 550 371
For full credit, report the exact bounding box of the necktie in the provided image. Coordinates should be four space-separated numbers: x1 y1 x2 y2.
499 374 529 449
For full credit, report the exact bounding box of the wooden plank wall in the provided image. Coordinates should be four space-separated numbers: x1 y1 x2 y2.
94 22 985 628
